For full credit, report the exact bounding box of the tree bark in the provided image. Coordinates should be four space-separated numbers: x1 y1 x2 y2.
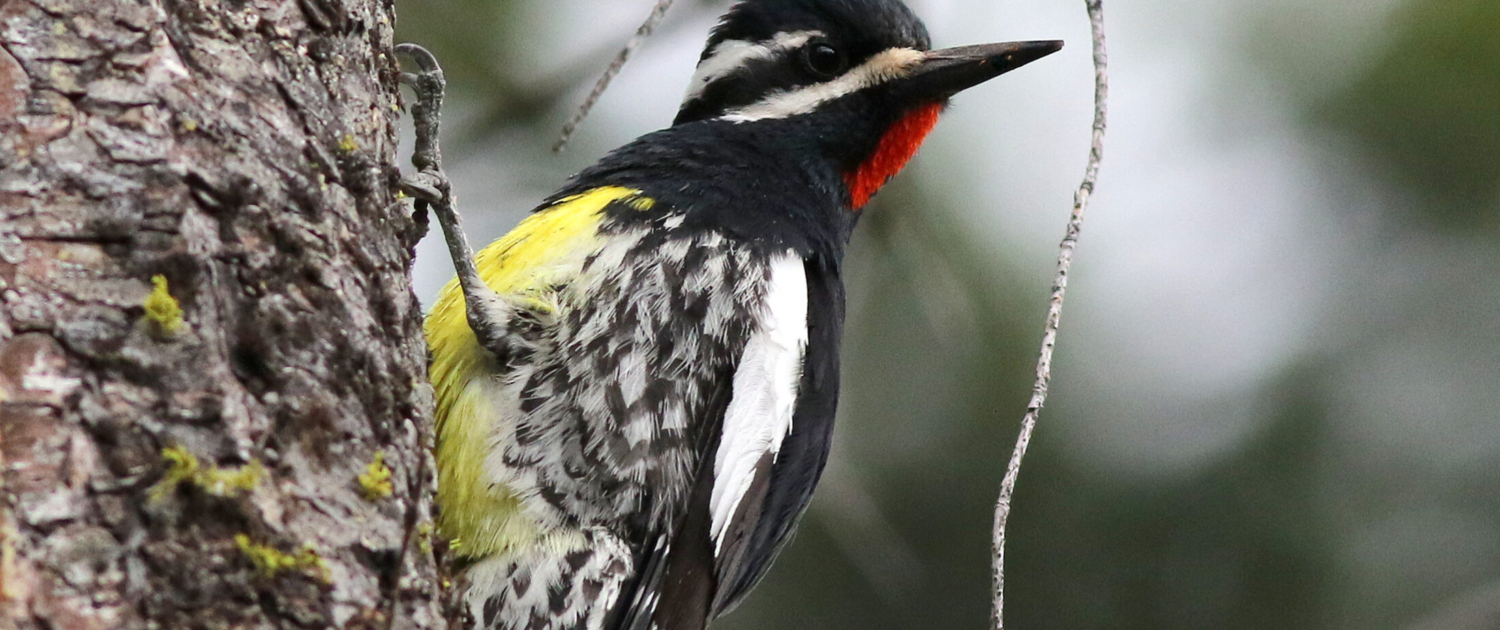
0 0 443 627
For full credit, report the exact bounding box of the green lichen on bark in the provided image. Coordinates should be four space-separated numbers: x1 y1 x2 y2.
149 446 265 501
357 449 393 501
234 534 330 582
142 275 184 336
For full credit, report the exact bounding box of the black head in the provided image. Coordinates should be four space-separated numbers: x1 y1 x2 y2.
561 0 1062 235
675 0 1061 126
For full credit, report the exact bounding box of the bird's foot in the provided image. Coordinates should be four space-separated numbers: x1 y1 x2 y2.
396 43 451 207
396 43 518 357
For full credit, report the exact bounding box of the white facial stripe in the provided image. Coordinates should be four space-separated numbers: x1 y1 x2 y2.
683 30 823 103
708 252 808 555
722 47 928 122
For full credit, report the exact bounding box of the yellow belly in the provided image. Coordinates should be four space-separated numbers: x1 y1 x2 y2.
424 186 653 560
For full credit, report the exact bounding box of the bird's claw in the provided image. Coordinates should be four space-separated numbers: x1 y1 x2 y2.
395 43 442 74
399 172 447 205
395 43 447 189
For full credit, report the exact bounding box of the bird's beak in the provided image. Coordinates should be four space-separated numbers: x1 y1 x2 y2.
896 40 1064 101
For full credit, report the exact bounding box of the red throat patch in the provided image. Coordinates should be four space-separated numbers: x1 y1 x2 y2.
843 103 943 210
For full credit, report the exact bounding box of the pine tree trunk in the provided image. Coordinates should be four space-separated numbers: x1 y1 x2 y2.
0 0 444 627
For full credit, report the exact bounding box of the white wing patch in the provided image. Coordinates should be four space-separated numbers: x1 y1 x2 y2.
708 252 809 555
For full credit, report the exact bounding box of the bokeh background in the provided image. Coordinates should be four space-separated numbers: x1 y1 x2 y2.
393 0 1500 628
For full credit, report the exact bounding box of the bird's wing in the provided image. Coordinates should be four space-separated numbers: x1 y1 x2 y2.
610 252 845 629
707 252 843 616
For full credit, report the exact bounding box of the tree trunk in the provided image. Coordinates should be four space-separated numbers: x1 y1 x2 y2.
0 0 444 627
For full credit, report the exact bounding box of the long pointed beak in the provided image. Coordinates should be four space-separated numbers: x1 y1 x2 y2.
897 40 1064 101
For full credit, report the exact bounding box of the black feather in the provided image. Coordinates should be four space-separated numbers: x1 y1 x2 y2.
712 254 845 615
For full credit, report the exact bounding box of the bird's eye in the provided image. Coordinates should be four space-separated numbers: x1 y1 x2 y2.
803 43 846 78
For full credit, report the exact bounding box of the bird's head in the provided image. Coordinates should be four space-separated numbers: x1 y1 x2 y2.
675 0 1061 210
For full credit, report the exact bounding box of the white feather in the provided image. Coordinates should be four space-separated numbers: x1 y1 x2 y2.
723 47 926 122
708 252 809 555
683 31 823 104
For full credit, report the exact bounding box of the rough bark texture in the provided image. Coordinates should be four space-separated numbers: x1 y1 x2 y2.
0 0 444 627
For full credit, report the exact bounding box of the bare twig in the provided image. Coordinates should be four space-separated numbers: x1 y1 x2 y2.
991 1 1108 629
553 0 677 152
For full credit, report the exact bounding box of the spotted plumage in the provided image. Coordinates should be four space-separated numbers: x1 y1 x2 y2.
417 1 1061 628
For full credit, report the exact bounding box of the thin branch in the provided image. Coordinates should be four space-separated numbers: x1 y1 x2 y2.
991 0 1108 629
553 0 678 152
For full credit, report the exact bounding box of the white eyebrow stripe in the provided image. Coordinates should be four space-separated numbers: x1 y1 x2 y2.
722 47 927 122
683 30 824 103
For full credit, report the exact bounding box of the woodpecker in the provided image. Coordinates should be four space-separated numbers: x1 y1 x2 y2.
404 1 1059 629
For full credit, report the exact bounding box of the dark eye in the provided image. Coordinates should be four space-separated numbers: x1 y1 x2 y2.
803 43 846 78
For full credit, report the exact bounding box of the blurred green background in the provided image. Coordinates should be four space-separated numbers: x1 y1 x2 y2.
394 0 1500 628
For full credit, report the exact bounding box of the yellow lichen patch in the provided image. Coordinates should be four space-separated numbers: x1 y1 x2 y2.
357 450 393 501
149 446 264 501
338 133 360 153
234 534 329 582
143 275 184 336
415 521 435 554
200 459 265 497
148 446 200 501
